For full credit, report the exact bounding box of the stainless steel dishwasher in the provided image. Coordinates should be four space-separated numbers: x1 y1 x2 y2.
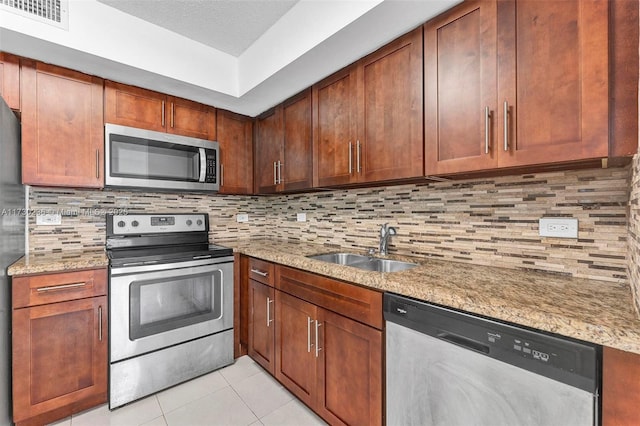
384 293 600 426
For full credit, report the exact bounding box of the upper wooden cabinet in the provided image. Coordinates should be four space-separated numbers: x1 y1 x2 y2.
21 60 104 188
313 27 423 187
104 81 216 140
425 0 609 175
0 52 20 110
217 110 253 195
254 89 313 194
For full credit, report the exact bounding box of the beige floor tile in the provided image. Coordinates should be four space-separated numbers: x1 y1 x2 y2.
232 370 293 419
71 396 162 426
140 416 168 426
157 371 228 414
218 356 262 386
260 399 326 426
47 417 71 426
164 386 257 426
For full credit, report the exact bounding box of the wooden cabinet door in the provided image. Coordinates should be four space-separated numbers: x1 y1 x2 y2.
217 110 254 195
12 296 107 424
316 308 382 426
313 66 358 187
21 61 104 188
0 52 20 110
275 290 317 408
254 108 283 194
425 0 498 174
167 96 216 140
282 89 313 192
104 81 166 132
248 280 275 374
358 27 424 182
497 0 609 167
603 346 640 425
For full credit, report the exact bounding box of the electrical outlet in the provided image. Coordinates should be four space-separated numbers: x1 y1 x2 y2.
539 218 578 238
236 214 249 223
36 213 62 226
296 213 307 222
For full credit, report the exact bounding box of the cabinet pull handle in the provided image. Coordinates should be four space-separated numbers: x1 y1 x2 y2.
315 320 322 357
161 101 166 127
503 100 509 152
170 102 175 128
98 305 103 341
220 164 224 187
273 161 277 185
307 317 314 352
266 297 273 327
36 282 86 292
356 140 361 173
485 107 491 154
96 150 100 178
348 142 353 174
277 161 283 184
250 268 268 277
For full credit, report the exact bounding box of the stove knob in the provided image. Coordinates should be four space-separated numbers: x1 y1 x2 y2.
186 220 193 226
132 220 139 227
197 219 203 226
117 221 126 228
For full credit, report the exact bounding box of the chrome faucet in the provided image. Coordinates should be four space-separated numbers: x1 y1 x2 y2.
379 223 397 256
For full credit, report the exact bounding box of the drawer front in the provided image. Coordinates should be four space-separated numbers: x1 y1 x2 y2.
248 258 275 286
13 269 107 308
276 265 383 330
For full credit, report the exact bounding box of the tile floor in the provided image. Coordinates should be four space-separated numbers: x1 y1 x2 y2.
49 356 327 426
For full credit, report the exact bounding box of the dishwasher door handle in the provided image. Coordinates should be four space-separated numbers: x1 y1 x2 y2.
437 332 490 354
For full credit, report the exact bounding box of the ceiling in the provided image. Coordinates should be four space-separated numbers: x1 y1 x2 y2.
0 0 461 117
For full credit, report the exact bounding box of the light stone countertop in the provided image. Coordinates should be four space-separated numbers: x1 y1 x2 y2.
223 239 640 355
7 249 108 276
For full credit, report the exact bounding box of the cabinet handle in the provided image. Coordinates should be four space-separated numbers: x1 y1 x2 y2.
96 150 100 178
161 101 165 127
220 164 224 186
356 140 361 173
278 161 283 184
348 141 353 174
170 102 175 128
503 100 509 152
250 268 268 277
98 305 103 341
273 162 277 185
36 282 86 292
307 316 314 352
315 320 322 357
485 107 491 155
266 297 273 327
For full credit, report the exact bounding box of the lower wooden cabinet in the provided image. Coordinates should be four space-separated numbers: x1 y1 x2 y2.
603 346 640 425
12 269 108 426
248 279 276 374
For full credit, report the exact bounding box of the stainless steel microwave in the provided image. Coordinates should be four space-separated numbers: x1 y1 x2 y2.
105 124 219 192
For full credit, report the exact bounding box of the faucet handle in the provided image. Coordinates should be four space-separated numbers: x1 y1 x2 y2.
367 248 376 256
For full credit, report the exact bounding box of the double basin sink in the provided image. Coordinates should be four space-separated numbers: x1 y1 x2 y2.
307 252 417 273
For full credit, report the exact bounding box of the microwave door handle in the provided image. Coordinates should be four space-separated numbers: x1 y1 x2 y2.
199 148 206 183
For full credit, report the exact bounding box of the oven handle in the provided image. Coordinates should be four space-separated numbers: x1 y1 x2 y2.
199 148 207 183
110 256 234 275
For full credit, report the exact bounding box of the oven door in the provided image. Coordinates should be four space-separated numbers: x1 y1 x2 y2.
110 257 233 362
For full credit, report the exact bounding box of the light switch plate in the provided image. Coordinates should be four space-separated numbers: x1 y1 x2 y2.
296 213 307 222
36 213 62 226
236 214 249 223
539 217 578 238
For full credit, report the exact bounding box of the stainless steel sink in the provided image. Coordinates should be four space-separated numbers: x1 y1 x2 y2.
307 252 418 273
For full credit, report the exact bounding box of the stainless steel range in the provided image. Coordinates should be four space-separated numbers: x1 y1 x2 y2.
106 213 234 409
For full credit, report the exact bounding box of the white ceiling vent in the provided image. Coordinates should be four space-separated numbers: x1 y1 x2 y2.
1 0 68 29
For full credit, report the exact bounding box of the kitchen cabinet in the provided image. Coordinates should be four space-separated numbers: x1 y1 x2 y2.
425 0 609 175
12 269 108 426
247 258 276 373
104 81 216 140
217 109 254 194
21 60 104 188
0 52 20 110
603 346 640 425
254 89 313 194
313 27 423 187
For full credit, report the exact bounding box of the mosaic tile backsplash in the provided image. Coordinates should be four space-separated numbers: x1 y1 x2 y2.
29 166 630 283
628 155 640 315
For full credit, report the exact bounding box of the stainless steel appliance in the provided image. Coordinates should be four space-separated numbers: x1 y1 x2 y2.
0 97 24 426
105 123 219 192
107 213 233 409
385 293 600 426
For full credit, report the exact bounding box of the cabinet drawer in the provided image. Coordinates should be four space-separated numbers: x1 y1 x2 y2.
276 265 383 330
13 269 107 309
248 258 275 286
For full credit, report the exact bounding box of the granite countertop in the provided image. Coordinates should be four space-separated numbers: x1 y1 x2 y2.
8 249 108 276
223 239 640 355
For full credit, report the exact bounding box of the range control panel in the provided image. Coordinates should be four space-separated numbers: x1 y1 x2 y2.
109 214 207 235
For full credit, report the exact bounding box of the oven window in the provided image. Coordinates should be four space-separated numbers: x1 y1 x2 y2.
129 271 222 339
110 136 200 182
